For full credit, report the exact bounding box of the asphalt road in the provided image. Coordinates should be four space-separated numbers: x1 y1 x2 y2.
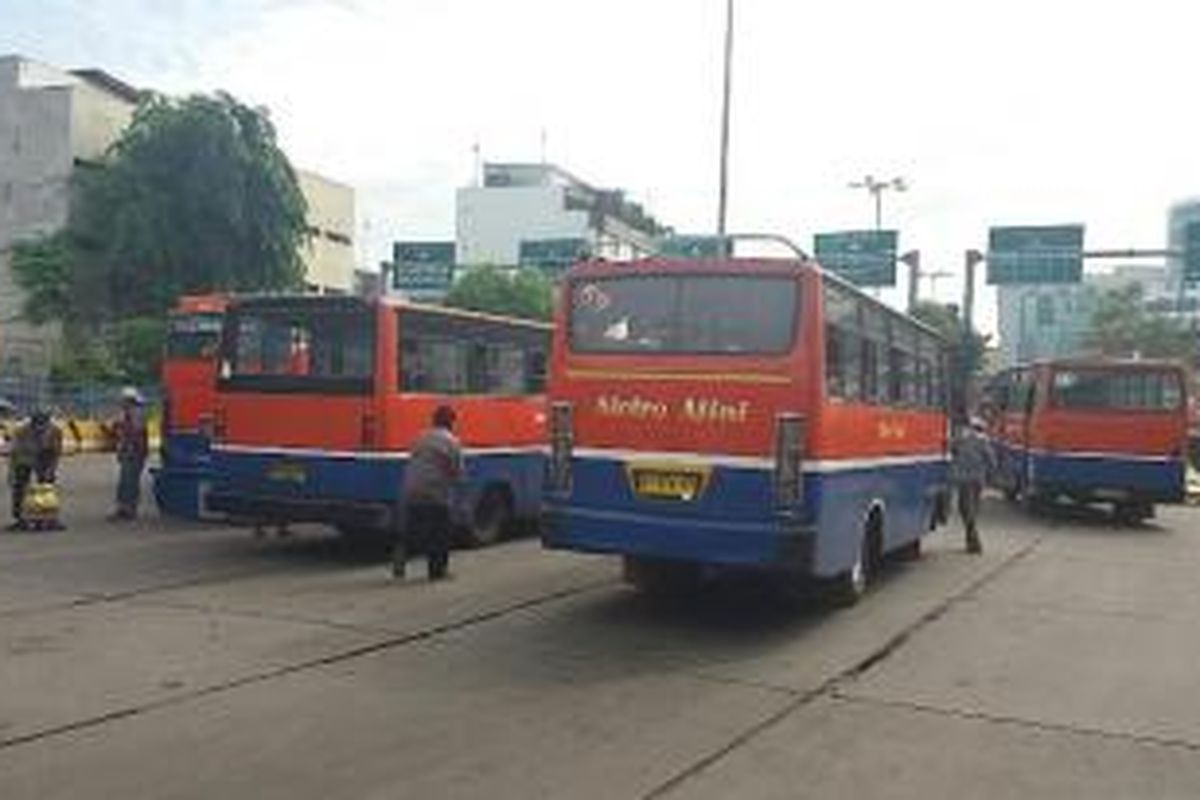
1 455 1199 798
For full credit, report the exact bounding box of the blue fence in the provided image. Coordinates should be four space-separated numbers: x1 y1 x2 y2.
0 377 159 420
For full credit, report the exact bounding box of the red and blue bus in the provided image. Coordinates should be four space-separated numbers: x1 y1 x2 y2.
154 294 228 519
983 358 1189 521
541 257 950 602
207 295 549 545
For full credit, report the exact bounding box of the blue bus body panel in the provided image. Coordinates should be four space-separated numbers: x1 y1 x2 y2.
209 448 544 523
993 441 1184 502
542 454 948 577
1032 451 1184 501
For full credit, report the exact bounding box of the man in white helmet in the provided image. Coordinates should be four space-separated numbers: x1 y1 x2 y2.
108 388 149 521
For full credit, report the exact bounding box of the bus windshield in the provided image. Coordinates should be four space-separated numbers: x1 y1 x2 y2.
220 302 375 393
569 274 798 354
166 312 223 359
1052 368 1182 411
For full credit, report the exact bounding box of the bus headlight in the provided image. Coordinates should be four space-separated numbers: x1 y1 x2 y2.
547 402 573 493
774 413 805 509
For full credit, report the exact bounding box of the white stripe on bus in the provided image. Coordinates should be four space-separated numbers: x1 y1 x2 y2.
212 444 545 460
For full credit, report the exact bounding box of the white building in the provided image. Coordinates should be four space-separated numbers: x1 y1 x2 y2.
455 162 666 267
0 56 138 376
995 263 1176 366
0 55 357 375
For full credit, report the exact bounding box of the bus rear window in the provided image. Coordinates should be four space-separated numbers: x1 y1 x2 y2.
569 275 798 354
220 305 375 394
166 313 223 358
1052 369 1182 411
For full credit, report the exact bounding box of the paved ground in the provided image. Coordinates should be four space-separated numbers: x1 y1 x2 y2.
1 455 1199 798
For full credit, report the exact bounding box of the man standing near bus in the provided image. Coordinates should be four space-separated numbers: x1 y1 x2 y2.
951 418 995 554
109 388 149 521
393 405 463 581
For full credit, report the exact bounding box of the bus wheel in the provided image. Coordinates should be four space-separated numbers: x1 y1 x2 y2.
465 487 512 548
1114 501 1152 526
830 515 882 607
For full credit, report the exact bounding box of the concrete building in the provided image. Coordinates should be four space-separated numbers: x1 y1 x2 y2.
0 55 138 376
995 263 1176 366
296 170 356 294
1166 199 1200 310
455 162 667 267
0 54 357 375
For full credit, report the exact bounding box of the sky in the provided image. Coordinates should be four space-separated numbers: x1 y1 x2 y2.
3 0 1199 332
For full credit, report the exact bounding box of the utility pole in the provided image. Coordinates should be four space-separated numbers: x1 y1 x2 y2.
900 250 921 312
960 249 985 418
848 175 907 230
716 0 734 238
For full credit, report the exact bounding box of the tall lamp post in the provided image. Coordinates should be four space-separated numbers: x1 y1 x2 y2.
716 0 734 238
848 174 907 230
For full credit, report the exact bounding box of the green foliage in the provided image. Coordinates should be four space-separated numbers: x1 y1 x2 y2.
911 300 989 373
10 233 75 324
17 91 307 327
110 317 167 385
1083 284 1193 359
444 266 553 321
47 331 120 386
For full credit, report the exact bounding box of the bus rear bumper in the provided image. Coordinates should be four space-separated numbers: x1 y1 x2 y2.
206 490 392 529
540 504 813 573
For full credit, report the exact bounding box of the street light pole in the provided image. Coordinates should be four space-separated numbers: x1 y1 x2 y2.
848 174 907 231
716 0 734 238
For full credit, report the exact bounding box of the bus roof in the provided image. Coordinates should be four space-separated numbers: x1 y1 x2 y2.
1010 357 1187 372
565 257 947 344
226 293 552 332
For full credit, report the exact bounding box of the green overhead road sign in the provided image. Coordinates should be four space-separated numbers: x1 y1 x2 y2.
987 225 1084 284
392 241 456 297
1185 221 1200 284
519 238 590 279
658 235 731 259
813 230 898 287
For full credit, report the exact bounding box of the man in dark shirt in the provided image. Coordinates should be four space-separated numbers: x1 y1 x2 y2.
950 418 996 555
7 410 63 531
393 405 463 581
109 388 149 521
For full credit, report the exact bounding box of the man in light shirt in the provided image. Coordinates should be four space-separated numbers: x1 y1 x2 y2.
393 405 463 581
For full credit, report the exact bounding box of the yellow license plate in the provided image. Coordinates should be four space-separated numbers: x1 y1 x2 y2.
629 467 708 501
267 461 307 484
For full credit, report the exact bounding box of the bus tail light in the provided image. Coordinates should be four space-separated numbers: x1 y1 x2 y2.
773 413 805 508
547 402 573 493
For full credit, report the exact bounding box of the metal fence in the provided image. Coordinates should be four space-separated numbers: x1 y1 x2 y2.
0 376 159 420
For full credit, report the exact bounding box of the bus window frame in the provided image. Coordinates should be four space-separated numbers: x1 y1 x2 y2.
566 272 802 358
397 308 550 397
217 299 377 396
1049 366 1184 413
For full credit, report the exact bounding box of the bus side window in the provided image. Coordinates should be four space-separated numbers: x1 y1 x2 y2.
822 283 861 401
527 350 548 394
860 306 889 405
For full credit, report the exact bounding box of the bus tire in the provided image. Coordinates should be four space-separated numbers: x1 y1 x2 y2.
830 512 882 607
464 486 513 548
1113 501 1152 526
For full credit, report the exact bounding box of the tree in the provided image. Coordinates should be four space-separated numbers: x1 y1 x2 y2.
444 266 553 321
12 90 308 326
1083 284 1193 359
911 300 988 373
9 233 74 324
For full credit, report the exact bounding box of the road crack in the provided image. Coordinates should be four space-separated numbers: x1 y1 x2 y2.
643 538 1043 799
